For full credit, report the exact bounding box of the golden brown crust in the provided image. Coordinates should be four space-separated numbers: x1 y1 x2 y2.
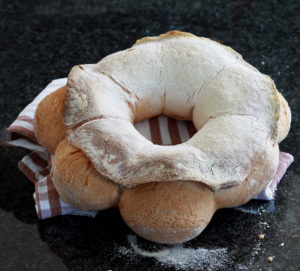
134 30 196 46
119 181 216 244
52 138 120 210
271 80 281 140
33 86 67 153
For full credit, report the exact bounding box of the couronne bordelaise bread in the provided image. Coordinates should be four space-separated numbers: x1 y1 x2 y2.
33 31 291 244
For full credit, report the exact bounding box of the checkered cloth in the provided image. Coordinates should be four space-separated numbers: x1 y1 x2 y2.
4 79 294 219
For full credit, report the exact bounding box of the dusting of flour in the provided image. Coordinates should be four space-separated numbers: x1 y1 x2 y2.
118 235 230 270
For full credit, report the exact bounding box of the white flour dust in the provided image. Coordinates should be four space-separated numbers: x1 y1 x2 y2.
118 235 230 270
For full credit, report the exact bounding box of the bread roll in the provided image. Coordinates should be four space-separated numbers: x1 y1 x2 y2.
52 138 120 210
33 86 67 153
119 181 215 244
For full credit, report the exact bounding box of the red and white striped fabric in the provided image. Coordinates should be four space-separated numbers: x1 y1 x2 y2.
4 79 294 219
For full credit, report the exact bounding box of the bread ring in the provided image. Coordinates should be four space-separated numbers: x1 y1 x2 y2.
65 30 283 191
33 31 291 244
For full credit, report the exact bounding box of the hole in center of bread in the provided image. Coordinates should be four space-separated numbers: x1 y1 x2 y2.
134 115 197 146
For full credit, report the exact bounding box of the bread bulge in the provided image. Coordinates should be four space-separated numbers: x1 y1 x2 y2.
33 86 67 153
51 138 120 210
119 181 216 244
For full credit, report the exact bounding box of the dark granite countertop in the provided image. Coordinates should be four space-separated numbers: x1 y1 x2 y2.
0 0 299 270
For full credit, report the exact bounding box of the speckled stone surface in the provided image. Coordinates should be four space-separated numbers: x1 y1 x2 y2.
0 0 299 270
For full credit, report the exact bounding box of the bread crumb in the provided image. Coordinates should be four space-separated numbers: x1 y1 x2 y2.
279 243 284 247
259 222 270 228
258 234 265 240
267 256 273 262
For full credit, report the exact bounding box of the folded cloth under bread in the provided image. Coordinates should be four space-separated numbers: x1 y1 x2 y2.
3 79 294 219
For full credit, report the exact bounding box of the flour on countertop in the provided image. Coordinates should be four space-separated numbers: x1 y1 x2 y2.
118 235 230 270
